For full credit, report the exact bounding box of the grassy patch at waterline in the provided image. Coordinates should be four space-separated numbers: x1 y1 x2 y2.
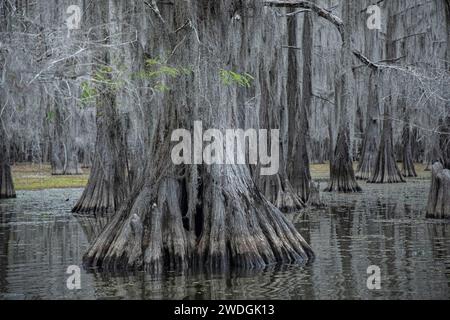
11 162 430 191
12 163 89 191
309 162 431 181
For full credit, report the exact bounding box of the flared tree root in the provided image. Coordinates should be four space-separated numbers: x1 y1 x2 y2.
83 170 314 273
325 130 362 193
260 174 305 213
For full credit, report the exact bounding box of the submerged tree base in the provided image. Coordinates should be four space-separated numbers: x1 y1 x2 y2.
0 176 16 199
325 130 362 193
71 160 119 215
307 181 325 207
0 160 16 199
368 105 405 184
83 165 314 273
355 163 375 181
368 159 406 184
325 164 362 192
426 163 450 219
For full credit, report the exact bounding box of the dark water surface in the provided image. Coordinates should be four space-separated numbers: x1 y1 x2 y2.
0 181 449 300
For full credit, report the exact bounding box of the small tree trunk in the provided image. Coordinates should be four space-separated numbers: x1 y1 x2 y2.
426 163 450 219
423 136 440 171
0 125 16 199
307 181 324 207
401 121 417 177
49 95 83 176
50 145 65 175
64 155 83 175
439 116 450 169
399 93 417 177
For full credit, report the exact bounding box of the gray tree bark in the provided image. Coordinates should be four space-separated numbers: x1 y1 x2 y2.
401 111 417 178
257 9 305 213
264 0 362 193
426 162 450 219
48 96 83 175
369 100 405 183
426 0 450 219
0 4 15 199
439 117 450 170
83 0 313 272
0 122 16 199
324 0 361 193
72 1 129 215
356 70 380 180
287 10 312 202
368 2 405 184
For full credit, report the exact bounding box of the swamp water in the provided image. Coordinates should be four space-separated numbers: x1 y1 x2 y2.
0 181 449 300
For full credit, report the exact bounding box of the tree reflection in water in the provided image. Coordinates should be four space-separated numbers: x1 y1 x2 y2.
0 183 449 299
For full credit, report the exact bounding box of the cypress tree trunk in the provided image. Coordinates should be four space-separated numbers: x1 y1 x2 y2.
401 119 417 177
258 9 305 213
368 102 405 183
325 0 361 193
0 123 16 199
0 8 15 199
326 123 362 192
287 10 312 202
423 136 441 171
356 71 380 180
72 1 129 215
426 117 450 219
399 92 417 177
83 0 313 272
262 1 362 193
439 116 450 169
368 2 405 184
72 87 129 214
426 1 450 219
426 162 450 219
49 97 83 176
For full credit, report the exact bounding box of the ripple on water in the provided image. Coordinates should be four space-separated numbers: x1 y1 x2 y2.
0 182 449 300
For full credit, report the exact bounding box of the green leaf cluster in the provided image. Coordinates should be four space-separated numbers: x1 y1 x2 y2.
80 81 97 106
131 57 192 92
219 69 254 88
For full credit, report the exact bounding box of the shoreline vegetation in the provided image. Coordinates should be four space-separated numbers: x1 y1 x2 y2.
12 163 89 191
11 162 431 191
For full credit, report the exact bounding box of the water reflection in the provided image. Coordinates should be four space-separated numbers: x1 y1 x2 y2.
0 182 449 300
74 214 110 244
